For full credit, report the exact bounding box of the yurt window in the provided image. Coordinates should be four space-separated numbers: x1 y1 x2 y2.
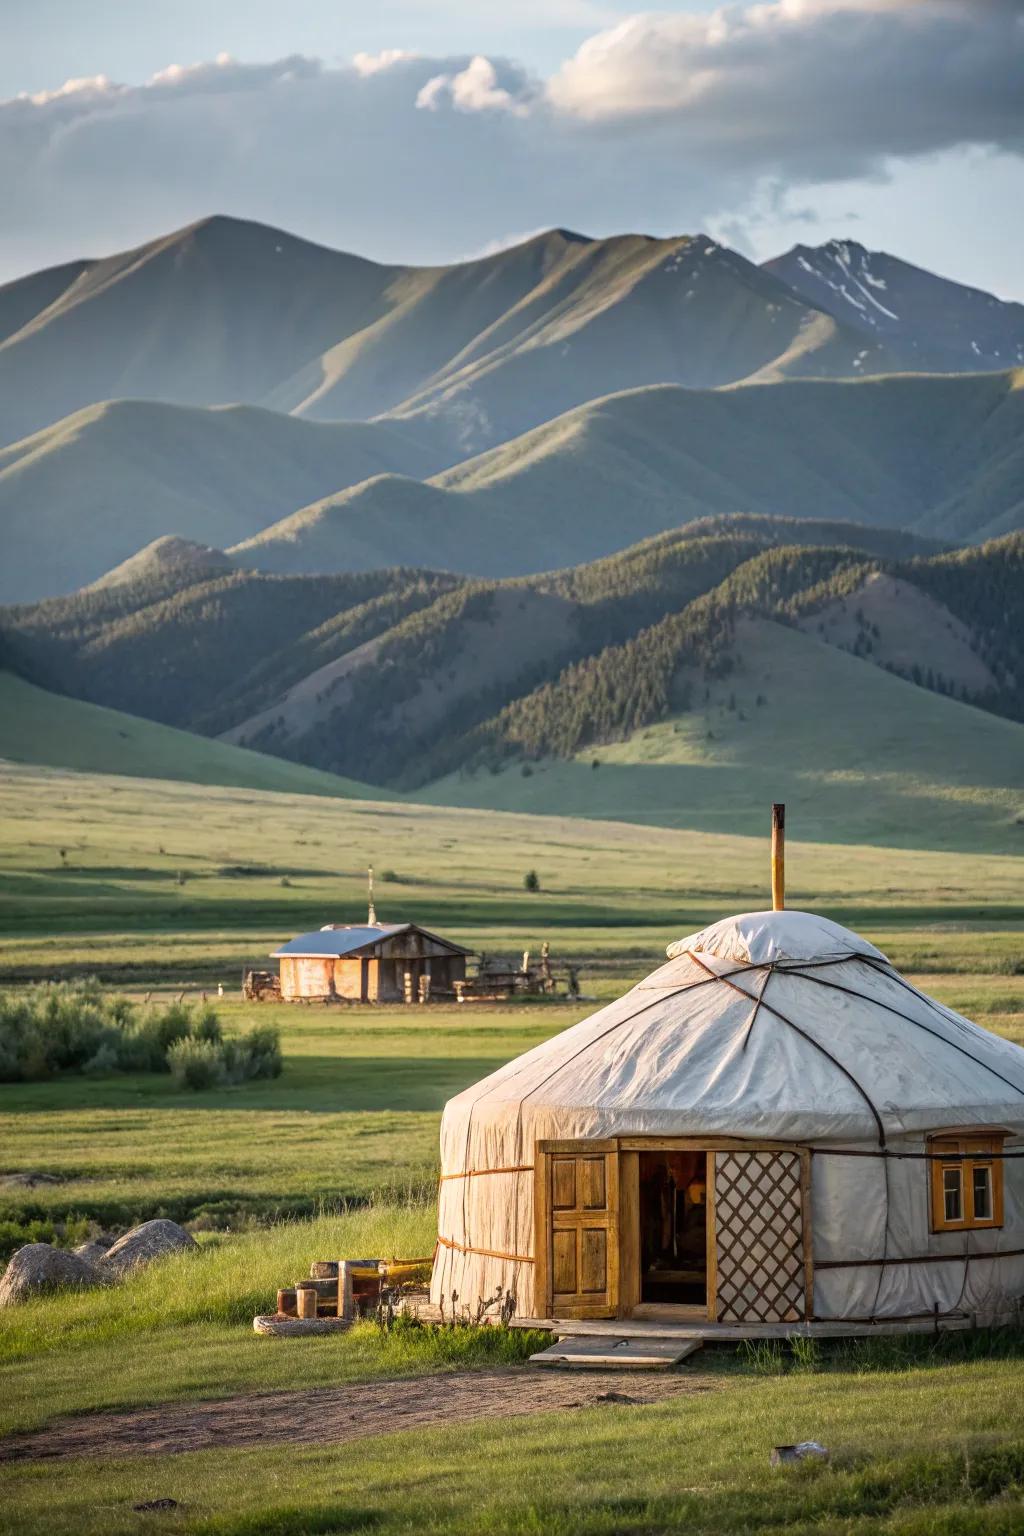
929 1135 1005 1232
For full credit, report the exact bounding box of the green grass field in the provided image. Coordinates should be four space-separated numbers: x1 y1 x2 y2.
0 673 379 800
1 759 1023 1532
2 760 1021 975
6 1355 1024 1534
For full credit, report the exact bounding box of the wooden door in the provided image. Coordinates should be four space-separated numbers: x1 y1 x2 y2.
535 1141 619 1319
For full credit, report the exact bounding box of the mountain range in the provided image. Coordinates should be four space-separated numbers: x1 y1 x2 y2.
4 513 1021 849
0 214 1021 851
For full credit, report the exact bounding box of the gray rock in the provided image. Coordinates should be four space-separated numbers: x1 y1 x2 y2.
100 1219 198 1277
74 1241 111 1265
0 1244 110 1307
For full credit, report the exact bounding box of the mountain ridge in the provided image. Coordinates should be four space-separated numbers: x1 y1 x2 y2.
2 214 1008 457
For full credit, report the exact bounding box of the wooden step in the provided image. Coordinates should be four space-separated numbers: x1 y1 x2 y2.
530 1335 703 1369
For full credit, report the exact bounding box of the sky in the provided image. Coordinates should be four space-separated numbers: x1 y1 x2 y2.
2 0 1023 295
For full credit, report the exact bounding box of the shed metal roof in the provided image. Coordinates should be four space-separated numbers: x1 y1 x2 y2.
271 922 472 959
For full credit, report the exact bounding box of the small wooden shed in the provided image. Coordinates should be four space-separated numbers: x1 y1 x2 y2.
272 923 472 1003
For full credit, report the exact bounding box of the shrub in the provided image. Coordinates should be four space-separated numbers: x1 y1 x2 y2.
0 982 281 1091
168 1024 282 1091
524 870 540 892
168 1037 227 1091
231 1024 283 1081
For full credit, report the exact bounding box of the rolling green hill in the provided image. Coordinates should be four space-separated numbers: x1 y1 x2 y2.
0 216 400 448
0 671 382 799
235 371 1024 579
423 619 1024 853
0 400 450 601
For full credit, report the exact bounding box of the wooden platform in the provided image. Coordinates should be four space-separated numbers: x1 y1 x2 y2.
513 1314 974 1341
400 1296 982 1342
530 1335 704 1369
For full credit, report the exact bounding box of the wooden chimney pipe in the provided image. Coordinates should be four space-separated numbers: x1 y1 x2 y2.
771 803 785 911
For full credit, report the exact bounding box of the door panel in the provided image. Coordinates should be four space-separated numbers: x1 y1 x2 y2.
714 1149 809 1323
536 1143 619 1319
580 1229 607 1293
580 1159 606 1209
552 1159 577 1209
552 1229 577 1293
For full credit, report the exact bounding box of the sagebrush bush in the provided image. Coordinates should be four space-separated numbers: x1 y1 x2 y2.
167 1037 226 1090
0 981 280 1091
167 1024 281 1091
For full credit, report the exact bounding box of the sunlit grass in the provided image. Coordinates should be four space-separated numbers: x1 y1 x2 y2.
4 1357 1024 1534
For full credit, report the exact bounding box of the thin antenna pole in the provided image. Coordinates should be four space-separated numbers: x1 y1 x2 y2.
367 865 377 926
771 804 785 911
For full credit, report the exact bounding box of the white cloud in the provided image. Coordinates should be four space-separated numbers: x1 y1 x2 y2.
416 55 533 115
25 74 119 107
0 1 1020 282
352 50 417 77
547 0 1024 178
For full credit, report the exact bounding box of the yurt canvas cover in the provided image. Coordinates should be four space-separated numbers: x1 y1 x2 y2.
431 912 1024 1329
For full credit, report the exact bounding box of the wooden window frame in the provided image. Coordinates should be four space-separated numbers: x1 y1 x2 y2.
928 1134 1005 1234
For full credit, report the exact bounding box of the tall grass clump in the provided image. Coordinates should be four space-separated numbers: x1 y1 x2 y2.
168 1025 282 1090
0 980 279 1090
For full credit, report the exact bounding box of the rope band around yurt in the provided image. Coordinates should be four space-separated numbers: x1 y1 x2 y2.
434 1233 534 1264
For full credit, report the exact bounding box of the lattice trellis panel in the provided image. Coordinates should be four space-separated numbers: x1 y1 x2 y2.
715 1151 806 1323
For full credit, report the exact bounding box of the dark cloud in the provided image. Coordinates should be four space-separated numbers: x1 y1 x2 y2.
1 1 1021 278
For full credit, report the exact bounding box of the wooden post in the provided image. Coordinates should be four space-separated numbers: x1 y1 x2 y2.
771 803 785 911
296 1283 318 1320
338 1261 355 1321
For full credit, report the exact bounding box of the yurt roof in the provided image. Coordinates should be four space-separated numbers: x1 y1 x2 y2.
440 911 1024 1148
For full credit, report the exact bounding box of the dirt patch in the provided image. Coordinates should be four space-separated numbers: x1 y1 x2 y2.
0 1366 715 1463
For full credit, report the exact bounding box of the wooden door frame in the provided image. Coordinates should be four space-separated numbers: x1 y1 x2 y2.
536 1136 812 1323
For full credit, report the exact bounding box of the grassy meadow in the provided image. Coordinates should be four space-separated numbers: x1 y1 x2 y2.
1 758 1023 1532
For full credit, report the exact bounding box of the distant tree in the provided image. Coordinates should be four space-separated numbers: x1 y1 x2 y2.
524 870 540 893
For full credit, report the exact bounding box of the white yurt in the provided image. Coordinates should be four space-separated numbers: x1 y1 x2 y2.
431 909 1024 1332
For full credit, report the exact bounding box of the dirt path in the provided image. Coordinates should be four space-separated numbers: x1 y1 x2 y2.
0 1367 715 1462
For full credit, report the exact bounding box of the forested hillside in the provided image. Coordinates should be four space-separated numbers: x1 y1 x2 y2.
459 533 1024 771
7 517 1017 805
3 567 462 731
